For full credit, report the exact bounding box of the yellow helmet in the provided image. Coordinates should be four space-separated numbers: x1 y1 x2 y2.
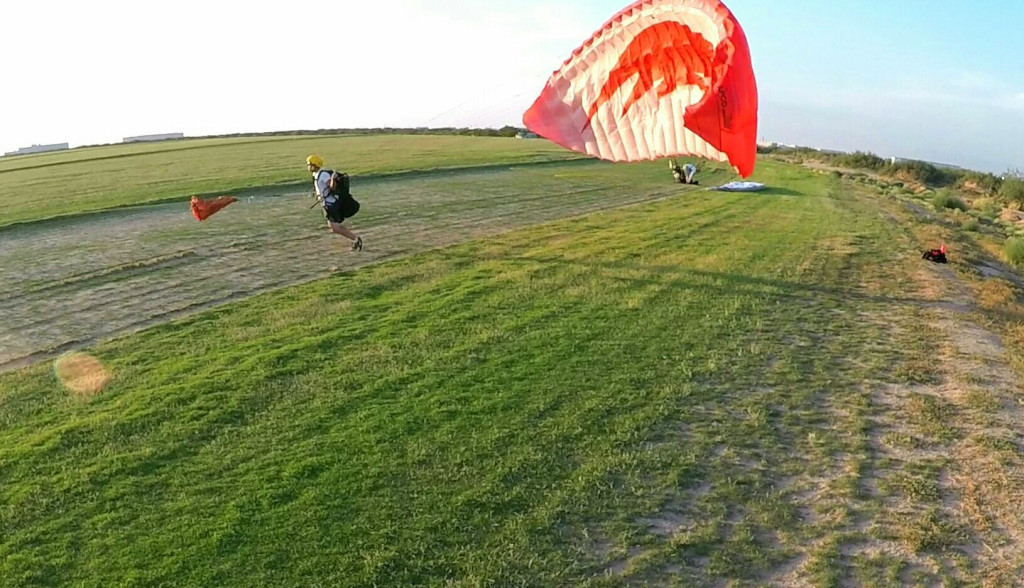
306 154 324 168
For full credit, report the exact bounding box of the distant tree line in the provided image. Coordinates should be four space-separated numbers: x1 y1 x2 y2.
200 126 526 139
66 127 527 152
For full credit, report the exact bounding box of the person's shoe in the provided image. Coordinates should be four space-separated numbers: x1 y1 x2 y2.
351 236 363 251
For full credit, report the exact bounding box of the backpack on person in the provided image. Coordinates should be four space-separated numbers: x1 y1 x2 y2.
327 170 350 198
320 169 359 218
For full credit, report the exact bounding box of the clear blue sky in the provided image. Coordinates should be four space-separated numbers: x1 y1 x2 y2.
730 0 1024 172
2 0 1021 173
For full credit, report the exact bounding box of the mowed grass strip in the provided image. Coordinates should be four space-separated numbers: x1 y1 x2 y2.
0 134 584 227
0 166 933 586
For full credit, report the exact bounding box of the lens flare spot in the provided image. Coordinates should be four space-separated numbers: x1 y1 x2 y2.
54 352 112 397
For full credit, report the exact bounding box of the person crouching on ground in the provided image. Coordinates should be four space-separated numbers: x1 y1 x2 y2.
669 160 699 185
307 154 363 251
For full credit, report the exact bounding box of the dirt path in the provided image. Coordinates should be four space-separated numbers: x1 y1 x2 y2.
0 162 691 371
896 263 1024 584
769 200 1024 585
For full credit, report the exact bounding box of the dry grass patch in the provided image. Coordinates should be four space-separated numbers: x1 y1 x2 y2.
976 278 1017 310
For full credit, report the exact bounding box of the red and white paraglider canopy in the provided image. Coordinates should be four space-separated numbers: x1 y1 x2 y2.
523 0 758 177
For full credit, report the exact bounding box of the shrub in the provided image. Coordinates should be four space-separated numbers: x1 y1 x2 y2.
890 160 961 187
958 171 1002 195
999 177 1024 207
973 198 1002 220
834 151 887 170
932 190 967 212
1005 237 1024 267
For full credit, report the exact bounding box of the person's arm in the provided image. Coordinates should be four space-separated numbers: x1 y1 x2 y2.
314 171 330 201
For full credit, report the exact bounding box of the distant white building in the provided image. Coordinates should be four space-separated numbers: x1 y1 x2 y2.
757 139 798 149
4 143 69 156
123 133 184 143
515 130 539 139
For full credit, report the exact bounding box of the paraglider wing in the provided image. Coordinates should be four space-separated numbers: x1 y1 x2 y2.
191 195 238 221
523 0 758 177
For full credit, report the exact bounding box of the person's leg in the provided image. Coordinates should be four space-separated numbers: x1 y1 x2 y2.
328 220 358 239
328 220 363 250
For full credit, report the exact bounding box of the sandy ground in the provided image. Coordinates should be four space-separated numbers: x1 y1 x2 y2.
0 162 687 371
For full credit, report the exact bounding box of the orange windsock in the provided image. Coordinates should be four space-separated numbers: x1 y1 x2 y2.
191 195 238 221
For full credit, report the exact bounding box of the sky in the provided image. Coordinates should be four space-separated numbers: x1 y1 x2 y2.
1 0 1022 173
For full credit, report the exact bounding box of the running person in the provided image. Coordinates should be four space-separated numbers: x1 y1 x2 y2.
307 154 363 250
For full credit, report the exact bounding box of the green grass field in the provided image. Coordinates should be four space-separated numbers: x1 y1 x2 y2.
0 134 584 227
2 140 1024 586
